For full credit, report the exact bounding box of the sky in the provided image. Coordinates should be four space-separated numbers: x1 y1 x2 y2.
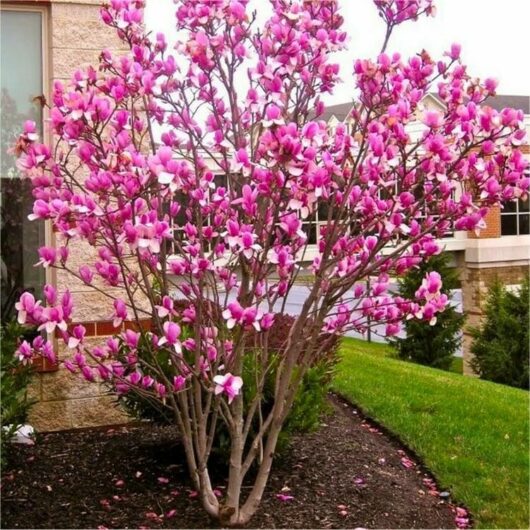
145 0 530 105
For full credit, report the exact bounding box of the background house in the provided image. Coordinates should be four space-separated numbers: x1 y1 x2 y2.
322 97 530 373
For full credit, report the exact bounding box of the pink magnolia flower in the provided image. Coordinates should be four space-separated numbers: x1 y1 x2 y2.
123 329 140 350
155 383 167 398
15 292 40 325
23 120 39 141
79 265 94 284
142 375 155 389
263 104 283 127
213 373 243 404
417 271 443 301
36 247 57 268
261 313 275 330
67 324 86 349
231 148 251 175
43 284 57 305
448 42 462 60
173 375 186 392
112 299 128 328
155 296 174 318
222 301 262 331
38 306 68 334
422 110 443 128
81 365 95 382
128 371 142 385
16 341 33 364
158 321 182 352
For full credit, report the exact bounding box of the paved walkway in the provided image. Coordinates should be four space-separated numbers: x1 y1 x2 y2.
273 284 464 356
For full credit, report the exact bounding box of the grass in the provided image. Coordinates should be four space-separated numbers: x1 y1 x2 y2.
450 356 463 374
332 337 529 529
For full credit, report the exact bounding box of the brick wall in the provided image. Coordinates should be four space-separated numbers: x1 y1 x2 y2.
466 144 529 240
467 205 502 239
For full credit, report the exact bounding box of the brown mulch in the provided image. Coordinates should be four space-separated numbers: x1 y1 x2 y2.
1 394 461 529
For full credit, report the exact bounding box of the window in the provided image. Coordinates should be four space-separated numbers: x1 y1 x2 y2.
301 203 332 245
501 197 530 236
169 173 228 255
1 8 46 323
377 180 454 239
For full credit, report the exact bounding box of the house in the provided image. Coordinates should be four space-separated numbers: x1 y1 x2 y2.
322 97 530 374
1 0 131 430
1 0 528 431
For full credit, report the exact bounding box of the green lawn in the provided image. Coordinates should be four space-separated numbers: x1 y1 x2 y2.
332 338 529 529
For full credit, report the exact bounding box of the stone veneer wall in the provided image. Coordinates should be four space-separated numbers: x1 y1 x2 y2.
27 0 132 430
461 264 529 375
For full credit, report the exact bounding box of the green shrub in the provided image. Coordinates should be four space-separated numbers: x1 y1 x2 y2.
1 322 36 466
390 252 465 370
116 310 340 456
470 277 529 389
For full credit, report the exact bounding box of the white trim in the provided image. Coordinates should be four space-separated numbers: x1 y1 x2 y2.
465 235 530 264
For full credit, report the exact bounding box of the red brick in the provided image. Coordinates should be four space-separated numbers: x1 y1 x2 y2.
468 205 501 239
123 319 152 332
96 320 121 336
33 356 59 373
66 321 96 336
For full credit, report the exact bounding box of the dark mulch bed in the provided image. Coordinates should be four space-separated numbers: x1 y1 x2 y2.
1 394 462 529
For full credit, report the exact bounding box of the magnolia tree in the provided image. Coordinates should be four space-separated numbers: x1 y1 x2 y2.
13 0 528 524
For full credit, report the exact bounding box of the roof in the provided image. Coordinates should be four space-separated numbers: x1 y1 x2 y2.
314 102 355 122
484 95 530 114
315 94 529 123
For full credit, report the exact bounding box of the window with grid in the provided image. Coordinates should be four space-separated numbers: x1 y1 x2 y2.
378 180 455 239
501 196 530 236
169 173 228 255
301 203 328 245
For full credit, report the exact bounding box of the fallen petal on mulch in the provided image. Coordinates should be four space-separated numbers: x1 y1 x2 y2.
401 456 416 469
276 494 295 502
1 394 466 529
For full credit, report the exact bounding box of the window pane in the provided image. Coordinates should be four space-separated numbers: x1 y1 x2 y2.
302 223 317 245
519 214 530 235
214 173 227 189
317 201 329 220
502 200 517 213
519 197 529 213
501 215 517 236
1 10 44 322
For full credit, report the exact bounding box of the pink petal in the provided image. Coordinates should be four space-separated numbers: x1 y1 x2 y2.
400 457 415 469
276 493 294 501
